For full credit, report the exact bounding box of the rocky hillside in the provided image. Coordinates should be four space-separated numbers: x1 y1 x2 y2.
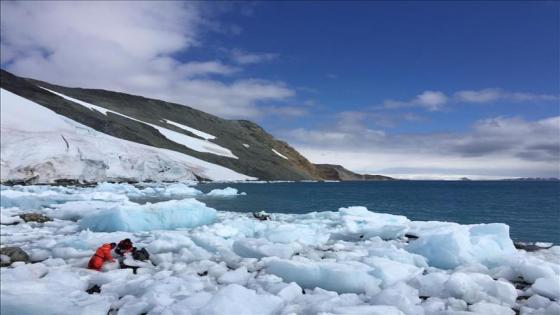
314 164 394 181
0 69 391 183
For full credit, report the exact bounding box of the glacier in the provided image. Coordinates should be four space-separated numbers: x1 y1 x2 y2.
0 89 254 184
0 183 559 315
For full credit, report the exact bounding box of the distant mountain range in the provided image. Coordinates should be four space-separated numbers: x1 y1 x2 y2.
0 69 392 184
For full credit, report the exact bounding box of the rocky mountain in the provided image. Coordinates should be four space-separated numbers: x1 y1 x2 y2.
0 69 390 183
314 164 394 181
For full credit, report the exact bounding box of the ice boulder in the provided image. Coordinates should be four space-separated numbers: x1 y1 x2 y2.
161 183 202 196
331 305 405 315
197 284 282 315
407 223 517 269
94 182 142 196
444 272 517 306
532 276 560 300
233 238 296 259
337 206 410 240
363 256 424 287
206 187 246 197
265 258 381 294
79 198 217 232
1 264 112 315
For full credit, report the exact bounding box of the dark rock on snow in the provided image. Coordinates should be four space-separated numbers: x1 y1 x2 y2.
19 213 52 223
0 247 31 267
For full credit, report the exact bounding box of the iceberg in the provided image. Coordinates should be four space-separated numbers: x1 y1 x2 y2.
407 223 517 269
265 258 381 294
206 187 246 197
79 198 217 232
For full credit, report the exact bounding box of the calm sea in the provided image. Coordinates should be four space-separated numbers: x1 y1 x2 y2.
195 181 560 244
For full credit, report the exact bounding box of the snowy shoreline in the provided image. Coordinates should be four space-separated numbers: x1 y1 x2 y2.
1 183 559 315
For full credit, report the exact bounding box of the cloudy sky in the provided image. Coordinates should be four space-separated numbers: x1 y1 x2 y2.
1 1 558 179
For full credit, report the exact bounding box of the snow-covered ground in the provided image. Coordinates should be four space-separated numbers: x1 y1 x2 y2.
0 89 253 183
1 183 559 315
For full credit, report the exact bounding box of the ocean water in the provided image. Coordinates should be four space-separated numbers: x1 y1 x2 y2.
195 181 560 244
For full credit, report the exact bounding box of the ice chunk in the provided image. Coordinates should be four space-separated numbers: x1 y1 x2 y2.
331 305 405 315
0 265 111 315
94 182 142 196
161 183 202 196
517 260 557 283
265 258 381 294
206 187 246 197
258 223 330 246
445 272 517 306
469 302 515 315
363 256 424 287
370 282 422 315
233 238 295 259
410 272 449 297
79 198 216 232
217 266 251 285
337 206 410 240
197 284 282 315
407 223 516 269
0 207 22 225
277 282 303 302
526 294 552 309
532 277 560 300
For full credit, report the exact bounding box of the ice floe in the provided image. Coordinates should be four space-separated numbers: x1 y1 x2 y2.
0 183 559 315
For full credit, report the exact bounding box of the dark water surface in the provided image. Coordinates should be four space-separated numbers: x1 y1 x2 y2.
195 181 560 244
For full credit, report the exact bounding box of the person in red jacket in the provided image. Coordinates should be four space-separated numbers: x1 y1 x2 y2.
88 243 116 271
115 238 134 256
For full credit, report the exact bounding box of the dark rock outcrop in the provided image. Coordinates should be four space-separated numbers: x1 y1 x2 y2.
0 247 30 266
19 213 52 223
314 164 395 181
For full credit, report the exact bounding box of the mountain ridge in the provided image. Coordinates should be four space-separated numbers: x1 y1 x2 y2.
0 69 391 183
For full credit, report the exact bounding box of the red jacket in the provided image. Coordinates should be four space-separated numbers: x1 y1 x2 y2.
88 243 115 271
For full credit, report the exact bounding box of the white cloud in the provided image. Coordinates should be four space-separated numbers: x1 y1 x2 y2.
454 88 558 103
415 91 448 110
178 61 239 78
230 49 278 65
284 115 560 178
384 90 448 111
0 1 295 118
383 88 558 111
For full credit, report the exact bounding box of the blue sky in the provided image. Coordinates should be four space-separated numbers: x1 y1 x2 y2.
197 1 559 132
1 1 559 178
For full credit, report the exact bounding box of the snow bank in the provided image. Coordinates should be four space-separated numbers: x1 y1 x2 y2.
79 198 216 232
206 187 246 197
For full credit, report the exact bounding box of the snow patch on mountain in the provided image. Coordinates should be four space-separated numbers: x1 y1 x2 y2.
39 87 236 159
162 119 216 140
272 149 288 160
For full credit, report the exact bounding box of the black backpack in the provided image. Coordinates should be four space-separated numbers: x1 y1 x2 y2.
132 247 150 261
